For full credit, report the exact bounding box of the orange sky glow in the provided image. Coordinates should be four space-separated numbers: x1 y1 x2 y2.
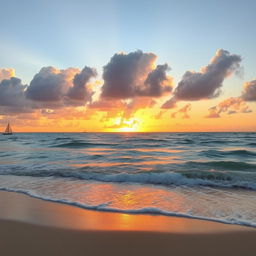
0 50 255 133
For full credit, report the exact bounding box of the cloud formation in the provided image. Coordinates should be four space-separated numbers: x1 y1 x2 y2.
241 79 256 101
0 76 41 115
171 104 191 119
26 67 79 102
67 66 97 101
0 68 15 81
104 117 139 130
1 49 255 129
137 64 173 97
0 77 26 106
89 99 126 111
0 65 97 115
26 66 96 106
101 50 173 99
206 97 252 118
162 49 241 108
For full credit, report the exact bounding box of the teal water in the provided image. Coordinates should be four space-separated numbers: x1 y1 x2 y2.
0 132 256 227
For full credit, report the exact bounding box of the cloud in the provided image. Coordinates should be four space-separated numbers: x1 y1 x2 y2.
0 77 34 114
26 67 79 102
154 111 165 119
123 97 156 119
206 106 220 118
136 64 173 96
0 68 15 82
89 99 126 111
0 65 97 115
206 97 252 118
162 49 241 108
0 77 26 106
161 96 177 109
125 97 156 110
171 104 191 119
67 66 97 101
89 97 155 122
101 50 173 99
26 66 96 106
241 79 256 101
104 116 139 130
41 109 55 115
26 66 79 102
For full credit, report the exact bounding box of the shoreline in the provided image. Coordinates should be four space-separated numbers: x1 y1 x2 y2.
0 190 256 233
1 188 255 229
0 190 255 232
0 191 256 256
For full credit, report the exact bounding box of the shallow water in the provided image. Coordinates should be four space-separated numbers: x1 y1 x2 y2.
0 132 256 227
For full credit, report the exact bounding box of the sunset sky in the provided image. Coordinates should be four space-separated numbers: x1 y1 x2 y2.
0 0 256 132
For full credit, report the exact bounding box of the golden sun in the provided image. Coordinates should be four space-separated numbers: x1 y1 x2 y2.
111 117 141 132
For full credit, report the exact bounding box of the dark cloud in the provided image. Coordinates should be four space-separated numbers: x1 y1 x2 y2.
161 96 177 109
0 77 26 106
101 50 173 99
206 97 252 118
0 77 40 114
0 77 30 110
67 66 97 101
26 66 97 107
26 67 78 102
162 49 241 108
137 64 173 96
241 79 256 101
0 65 97 116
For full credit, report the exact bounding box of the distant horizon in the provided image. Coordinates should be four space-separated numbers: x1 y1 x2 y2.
3 130 256 134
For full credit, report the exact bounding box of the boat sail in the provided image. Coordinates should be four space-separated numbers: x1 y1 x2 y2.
3 123 13 135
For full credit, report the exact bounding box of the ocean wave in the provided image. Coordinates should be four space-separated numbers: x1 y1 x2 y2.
199 140 226 144
0 187 255 228
200 149 256 157
54 137 72 140
53 141 116 148
0 168 256 190
127 138 169 143
185 160 256 171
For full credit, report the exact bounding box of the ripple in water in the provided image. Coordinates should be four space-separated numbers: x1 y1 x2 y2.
0 132 256 227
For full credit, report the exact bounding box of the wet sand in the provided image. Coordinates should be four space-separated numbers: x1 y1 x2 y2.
0 191 255 256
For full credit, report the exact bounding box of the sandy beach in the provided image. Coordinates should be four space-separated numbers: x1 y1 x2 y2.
0 190 255 256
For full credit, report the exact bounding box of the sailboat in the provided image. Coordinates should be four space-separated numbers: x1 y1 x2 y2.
3 123 13 135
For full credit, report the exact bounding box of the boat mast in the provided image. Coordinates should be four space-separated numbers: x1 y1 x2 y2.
4 123 12 134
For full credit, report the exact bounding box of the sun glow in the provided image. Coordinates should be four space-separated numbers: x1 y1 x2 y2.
110 117 142 132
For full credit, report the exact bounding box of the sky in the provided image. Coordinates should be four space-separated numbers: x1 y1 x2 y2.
0 0 256 132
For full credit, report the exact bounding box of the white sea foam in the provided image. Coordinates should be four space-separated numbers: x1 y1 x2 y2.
0 174 255 228
1 168 256 190
0 186 255 228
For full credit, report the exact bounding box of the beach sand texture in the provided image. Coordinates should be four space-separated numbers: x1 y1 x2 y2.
0 191 256 256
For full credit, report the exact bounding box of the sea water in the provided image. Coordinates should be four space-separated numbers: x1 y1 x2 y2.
0 132 256 227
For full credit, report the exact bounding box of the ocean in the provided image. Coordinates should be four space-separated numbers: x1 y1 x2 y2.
0 132 256 227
